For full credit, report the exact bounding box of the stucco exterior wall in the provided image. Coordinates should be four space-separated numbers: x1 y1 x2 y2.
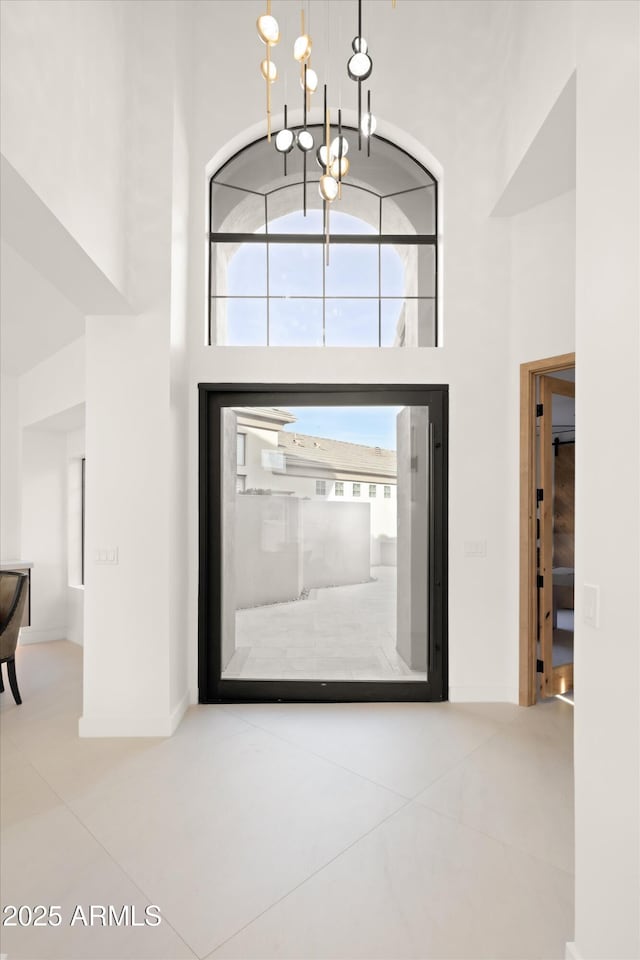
234 496 371 609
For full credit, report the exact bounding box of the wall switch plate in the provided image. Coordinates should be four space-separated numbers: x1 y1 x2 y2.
583 583 599 627
464 540 487 558
95 548 119 565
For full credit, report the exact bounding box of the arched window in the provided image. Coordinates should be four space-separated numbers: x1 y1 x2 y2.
209 125 437 347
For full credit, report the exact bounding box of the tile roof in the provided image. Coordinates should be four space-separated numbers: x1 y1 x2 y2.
278 430 397 480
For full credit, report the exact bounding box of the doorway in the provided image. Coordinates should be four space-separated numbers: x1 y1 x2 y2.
519 354 575 705
199 384 448 703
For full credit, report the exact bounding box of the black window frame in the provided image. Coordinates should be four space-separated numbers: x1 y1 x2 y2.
198 383 448 704
208 127 438 348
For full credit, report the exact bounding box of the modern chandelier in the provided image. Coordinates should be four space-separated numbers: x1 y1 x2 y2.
255 0 397 257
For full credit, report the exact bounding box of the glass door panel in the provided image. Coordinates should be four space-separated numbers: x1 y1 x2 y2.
221 405 429 683
199 386 447 703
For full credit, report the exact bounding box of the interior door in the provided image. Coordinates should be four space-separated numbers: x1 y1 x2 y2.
538 375 575 698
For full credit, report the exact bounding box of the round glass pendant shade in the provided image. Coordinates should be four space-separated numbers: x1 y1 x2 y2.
351 36 368 54
316 144 329 168
361 111 377 137
294 34 312 62
300 67 319 93
275 128 295 153
256 14 280 45
297 129 314 152
347 51 373 81
330 135 349 158
319 174 339 202
330 156 350 179
260 59 278 82
347 53 373 80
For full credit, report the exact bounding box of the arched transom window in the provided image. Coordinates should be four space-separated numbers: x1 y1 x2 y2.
209 125 437 347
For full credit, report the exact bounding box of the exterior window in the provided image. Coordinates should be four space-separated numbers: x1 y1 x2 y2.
209 126 438 348
236 475 246 493
237 433 246 466
384 485 391 498
335 481 344 497
369 484 376 498
353 483 361 497
316 479 327 496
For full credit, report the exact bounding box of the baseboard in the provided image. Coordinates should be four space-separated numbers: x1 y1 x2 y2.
565 942 582 960
18 627 66 645
79 713 175 738
168 690 190 735
79 690 190 739
448 685 517 703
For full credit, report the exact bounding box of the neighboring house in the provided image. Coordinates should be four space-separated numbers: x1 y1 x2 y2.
235 408 398 561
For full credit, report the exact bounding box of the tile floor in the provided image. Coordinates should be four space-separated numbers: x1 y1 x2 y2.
1 641 574 960
224 566 426 682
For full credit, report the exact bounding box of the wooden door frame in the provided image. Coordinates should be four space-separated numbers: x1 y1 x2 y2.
519 352 575 706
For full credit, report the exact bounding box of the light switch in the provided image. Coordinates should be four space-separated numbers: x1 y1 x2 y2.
583 584 599 627
464 540 487 558
95 548 119 565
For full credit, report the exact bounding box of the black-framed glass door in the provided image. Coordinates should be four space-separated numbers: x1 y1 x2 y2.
198 384 448 702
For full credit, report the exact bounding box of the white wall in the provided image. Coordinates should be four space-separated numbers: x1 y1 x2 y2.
19 339 85 430
1 0 192 737
20 428 68 644
573 3 640 957
497 4 640 957
502 0 577 185
82 313 172 735
502 189 577 693
187 0 513 704
80 0 191 737
168 0 192 723
509 190 576 365
66 427 85 646
0 0 127 294
0 375 21 560
5 342 88 649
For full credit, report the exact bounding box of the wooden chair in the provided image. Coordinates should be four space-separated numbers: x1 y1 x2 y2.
0 571 28 705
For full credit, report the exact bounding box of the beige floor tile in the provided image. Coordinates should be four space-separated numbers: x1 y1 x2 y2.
1 642 575 960
1 803 195 959
416 720 574 874
0 752 63 828
208 802 573 960
24 705 250 805
511 696 574 754
222 701 503 797
67 725 405 957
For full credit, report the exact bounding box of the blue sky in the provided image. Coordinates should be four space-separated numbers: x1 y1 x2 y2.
222 210 405 346
281 406 402 450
